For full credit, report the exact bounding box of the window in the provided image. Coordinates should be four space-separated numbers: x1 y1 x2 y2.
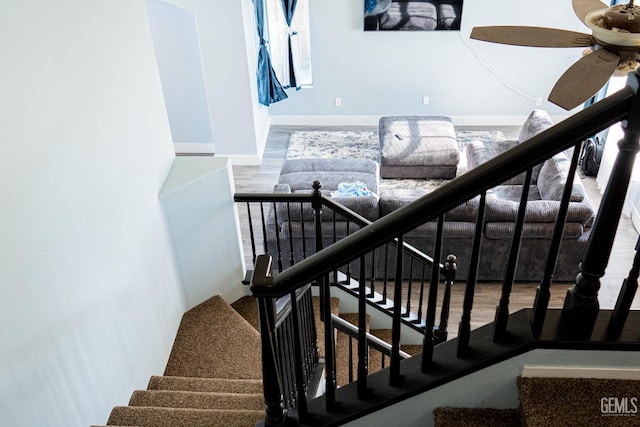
265 0 313 89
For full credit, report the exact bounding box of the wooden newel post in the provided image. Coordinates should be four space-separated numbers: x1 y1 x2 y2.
251 256 287 427
562 70 640 338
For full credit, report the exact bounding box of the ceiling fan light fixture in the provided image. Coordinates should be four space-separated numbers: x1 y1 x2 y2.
587 9 640 46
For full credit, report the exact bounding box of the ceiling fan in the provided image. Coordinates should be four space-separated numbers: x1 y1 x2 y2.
471 0 640 110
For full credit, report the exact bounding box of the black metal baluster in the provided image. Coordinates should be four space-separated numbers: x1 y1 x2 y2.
277 322 293 408
348 336 354 383
380 243 390 303
531 144 581 336
345 220 352 284
609 237 640 338
494 168 533 341
245 202 258 263
332 211 338 284
273 201 284 272
436 255 456 344
368 251 376 298
458 191 486 357
260 202 269 255
357 255 369 397
289 290 308 418
300 202 308 260
414 265 427 325
390 235 404 386
422 215 443 372
402 258 414 318
286 203 295 267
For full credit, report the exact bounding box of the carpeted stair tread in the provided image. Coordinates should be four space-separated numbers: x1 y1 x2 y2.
128 390 263 410
163 296 262 379
518 376 640 426
401 344 423 356
231 296 260 331
107 406 263 427
147 376 263 394
433 407 521 426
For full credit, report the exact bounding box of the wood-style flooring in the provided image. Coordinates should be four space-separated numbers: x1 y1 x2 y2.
231 125 640 332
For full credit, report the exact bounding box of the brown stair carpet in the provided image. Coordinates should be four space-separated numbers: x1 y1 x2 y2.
433 407 521 426
518 376 640 426
147 375 263 394
230 295 260 331
107 407 264 427
128 390 263 410
163 295 262 379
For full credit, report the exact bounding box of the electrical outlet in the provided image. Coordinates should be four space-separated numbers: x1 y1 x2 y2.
422 96 430 105
334 97 342 107
535 97 543 106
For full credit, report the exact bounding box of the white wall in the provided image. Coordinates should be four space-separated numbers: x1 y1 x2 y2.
159 0 271 164
146 0 215 152
160 157 248 309
0 1 186 425
269 0 588 124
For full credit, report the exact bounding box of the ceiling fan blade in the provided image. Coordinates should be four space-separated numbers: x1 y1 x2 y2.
548 49 619 110
470 26 593 48
572 0 608 25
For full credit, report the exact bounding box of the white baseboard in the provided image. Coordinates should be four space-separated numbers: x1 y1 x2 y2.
174 143 216 154
269 114 572 127
522 365 640 380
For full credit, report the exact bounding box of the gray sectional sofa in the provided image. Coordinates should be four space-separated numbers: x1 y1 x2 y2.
269 110 595 282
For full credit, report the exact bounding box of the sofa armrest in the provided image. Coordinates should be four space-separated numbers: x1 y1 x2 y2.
274 183 292 194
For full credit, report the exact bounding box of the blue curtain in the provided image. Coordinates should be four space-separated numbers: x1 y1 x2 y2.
254 0 287 106
280 0 300 89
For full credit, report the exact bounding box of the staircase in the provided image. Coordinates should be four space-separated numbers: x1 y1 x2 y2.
96 293 406 426
96 295 265 427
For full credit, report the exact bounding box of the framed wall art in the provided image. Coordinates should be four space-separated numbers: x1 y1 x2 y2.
364 0 464 31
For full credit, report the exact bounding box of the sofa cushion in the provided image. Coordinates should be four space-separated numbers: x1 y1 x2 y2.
537 154 586 202
519 109 553 143
519 109 554 181
379 115 459 179
274 183 380 222
465 140 526 184
484 222 585 240
379 188 479 222
276 159 381 222
278 158 380 193
485 197 594 225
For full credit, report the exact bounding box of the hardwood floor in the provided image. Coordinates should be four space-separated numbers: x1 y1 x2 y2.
231 124 640 330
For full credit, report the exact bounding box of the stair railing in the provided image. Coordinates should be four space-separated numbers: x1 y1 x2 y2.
247 71 640 426
235 184 454 337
